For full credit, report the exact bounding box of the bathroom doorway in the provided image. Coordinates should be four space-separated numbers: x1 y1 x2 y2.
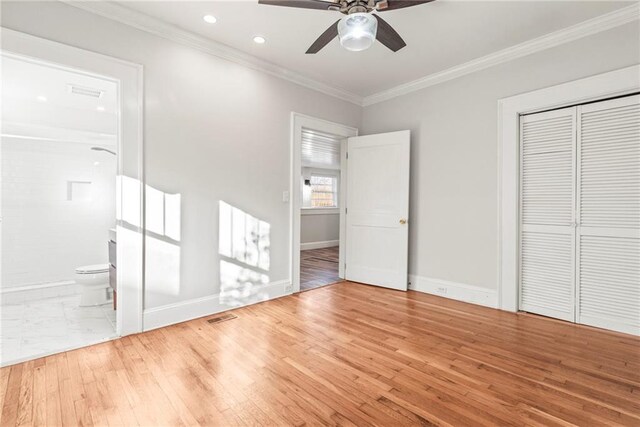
0 28 144 366
0 54 119 364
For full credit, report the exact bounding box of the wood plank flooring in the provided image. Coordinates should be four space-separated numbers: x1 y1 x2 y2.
1 282 639 426
300 247 340 291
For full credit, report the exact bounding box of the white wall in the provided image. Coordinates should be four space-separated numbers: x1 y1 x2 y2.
362 22 640 290
300 213 339 246
1 137 116 288
0 1 361 309
300 166 339 246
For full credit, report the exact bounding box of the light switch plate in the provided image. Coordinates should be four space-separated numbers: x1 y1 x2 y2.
282 191 290 203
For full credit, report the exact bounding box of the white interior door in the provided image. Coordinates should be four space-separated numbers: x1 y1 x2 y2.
345 130 410 291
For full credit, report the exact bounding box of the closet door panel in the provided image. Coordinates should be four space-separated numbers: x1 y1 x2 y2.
578 234 639 334
520 108 576 321
577 95 640 335
520 227 575 321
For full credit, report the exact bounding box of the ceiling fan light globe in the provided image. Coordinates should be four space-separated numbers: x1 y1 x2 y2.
338 13 377 52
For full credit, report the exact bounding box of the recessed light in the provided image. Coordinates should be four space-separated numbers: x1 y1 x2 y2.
36 95 47 102
253 36 266 44
96 106 106 112
203 14 217 24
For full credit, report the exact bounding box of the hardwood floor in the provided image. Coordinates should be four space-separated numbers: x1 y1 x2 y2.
1 282 639 426
300 246 340 291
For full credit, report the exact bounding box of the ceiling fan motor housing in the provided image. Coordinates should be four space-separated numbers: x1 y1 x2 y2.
337 12 378 51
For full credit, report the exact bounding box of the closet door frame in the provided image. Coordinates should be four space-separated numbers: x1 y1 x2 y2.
498 65 640 313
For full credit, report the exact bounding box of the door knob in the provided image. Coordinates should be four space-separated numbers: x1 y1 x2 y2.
399 218 407 225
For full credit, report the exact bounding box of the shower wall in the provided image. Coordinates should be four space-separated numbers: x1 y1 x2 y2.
1 136 116 289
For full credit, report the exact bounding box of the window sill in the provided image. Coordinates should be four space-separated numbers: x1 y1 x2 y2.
301 207 339 216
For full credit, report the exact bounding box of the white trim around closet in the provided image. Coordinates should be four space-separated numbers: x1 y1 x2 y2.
497 64 640 312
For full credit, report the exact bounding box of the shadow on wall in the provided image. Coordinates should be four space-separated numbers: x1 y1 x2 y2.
218 201 271 307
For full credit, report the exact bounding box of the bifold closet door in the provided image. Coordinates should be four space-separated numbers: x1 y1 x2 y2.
519 107 576 321
577 95 640 335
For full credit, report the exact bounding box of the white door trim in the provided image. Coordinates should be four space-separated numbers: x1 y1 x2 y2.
498 64 640 312
1 28 145 335
290 113 358 293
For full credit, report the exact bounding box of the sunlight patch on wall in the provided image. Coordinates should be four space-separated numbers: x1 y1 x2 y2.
117 175 141 229
146 185 181 242
145 185 182 296
219 260 269 306
145 236 181 297
219 201 270 271
218 201 271 305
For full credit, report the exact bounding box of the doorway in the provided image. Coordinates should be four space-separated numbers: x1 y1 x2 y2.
0 55 119 364
0 29 143 367
291 114 411 294
300 129 343 291
291 114 357 293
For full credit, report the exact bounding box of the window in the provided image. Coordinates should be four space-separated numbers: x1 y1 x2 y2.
309 174 338 208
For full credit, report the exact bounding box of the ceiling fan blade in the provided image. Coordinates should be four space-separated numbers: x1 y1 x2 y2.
377 0 435 11
373 15 406 52
306 20 340 54
258 0 338 11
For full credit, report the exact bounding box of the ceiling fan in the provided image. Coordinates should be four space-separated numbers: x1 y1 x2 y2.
257 0 434 53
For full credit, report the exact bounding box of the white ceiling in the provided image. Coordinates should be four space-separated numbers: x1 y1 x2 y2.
1 55 118 145
118 0 633 97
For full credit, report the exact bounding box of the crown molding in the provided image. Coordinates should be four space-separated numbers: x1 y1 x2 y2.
60 0 364 106
60 1 639 109
362 3 640 106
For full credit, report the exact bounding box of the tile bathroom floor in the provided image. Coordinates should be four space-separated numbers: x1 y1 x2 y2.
0 294 116 366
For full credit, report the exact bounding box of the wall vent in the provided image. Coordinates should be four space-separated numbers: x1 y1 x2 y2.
67 84 104 98
206 313 237 324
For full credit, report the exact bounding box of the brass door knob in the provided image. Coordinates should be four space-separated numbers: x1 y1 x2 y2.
399 218 407 225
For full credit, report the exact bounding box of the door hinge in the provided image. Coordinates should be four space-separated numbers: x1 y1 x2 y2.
344 263 347 271
345 207 348 214
346 151 348 160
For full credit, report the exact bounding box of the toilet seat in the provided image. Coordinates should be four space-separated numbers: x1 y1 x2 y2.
75 264 109 275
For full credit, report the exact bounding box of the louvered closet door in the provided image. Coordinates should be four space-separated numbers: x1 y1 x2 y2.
520 108 576 321
577 95 640 335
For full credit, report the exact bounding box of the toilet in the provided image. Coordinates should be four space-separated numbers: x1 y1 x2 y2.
75 264 111 306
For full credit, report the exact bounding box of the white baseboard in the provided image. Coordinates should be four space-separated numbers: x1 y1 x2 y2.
0 280 78 304
301 240 339 250
143 280 290 331
408 275 498 309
